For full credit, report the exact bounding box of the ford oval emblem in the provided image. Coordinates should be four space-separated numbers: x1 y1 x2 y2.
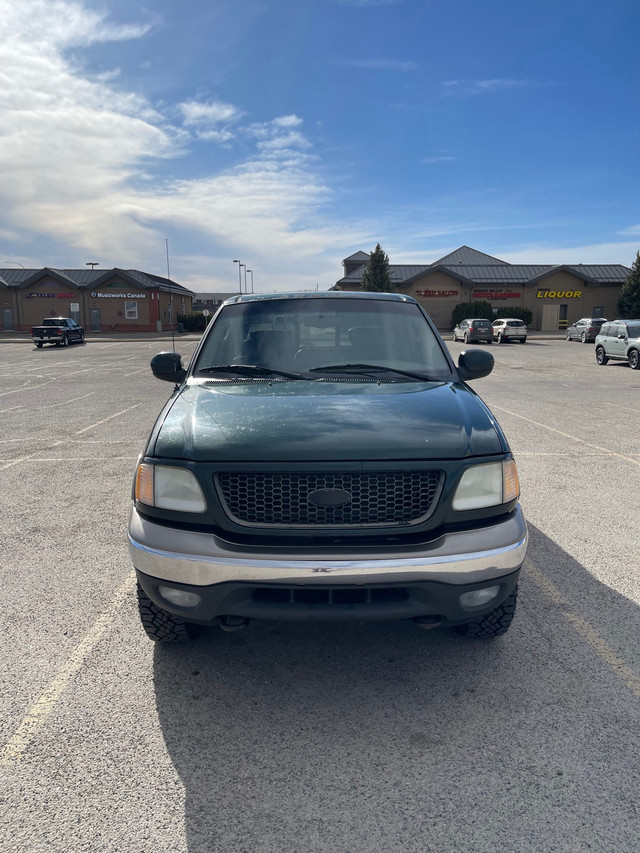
308 488 352 507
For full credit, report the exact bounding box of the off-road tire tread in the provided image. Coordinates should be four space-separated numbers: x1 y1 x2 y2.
460 586 518 638
136 582 191 642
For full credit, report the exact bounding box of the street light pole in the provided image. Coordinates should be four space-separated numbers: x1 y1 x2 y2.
233 259 242 293
86 262 99 269
246 269 254 293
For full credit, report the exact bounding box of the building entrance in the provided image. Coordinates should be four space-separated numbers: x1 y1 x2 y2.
3 308 14 330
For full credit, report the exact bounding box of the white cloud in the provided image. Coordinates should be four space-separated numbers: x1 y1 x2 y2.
422 156 456 164
442 78 530 96
333 58 417 71
618 225 640 237
0 1 366 290
497 242 637 266
334 0 403 6
180 99 242 126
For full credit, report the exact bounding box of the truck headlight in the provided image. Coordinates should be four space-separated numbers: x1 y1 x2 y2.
452 460 520 511
135 464 206 513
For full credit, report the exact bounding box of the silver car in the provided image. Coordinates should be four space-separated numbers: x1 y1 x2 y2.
492 318 527 344
595 320 640 369
566 317 607 343
452 318 493 344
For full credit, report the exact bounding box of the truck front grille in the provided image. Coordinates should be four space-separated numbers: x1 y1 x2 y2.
214 470 443 528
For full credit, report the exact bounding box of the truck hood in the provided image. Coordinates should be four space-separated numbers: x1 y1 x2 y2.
150 379 505 462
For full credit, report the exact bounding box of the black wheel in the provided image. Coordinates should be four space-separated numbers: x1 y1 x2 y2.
595 346 608 365
521 338 527 344
36 342 43 348
628 349 640 370
459 586 518 638
63 335 69 347
497 332 504 344
463 332 469 344
136 581 192 642
566 331 572 340
452 331 457 341
580 332 587 343
487 338 492 345
79 332 85 344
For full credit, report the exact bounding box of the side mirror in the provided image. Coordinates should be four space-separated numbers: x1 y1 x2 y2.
457 348 494 381
151 351 187 384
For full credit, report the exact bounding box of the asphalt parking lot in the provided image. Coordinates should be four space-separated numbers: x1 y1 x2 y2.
1 334 639 852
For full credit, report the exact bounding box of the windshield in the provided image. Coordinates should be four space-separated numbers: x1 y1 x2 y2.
506 320 525 327
626 324 640 338
192 298 453 379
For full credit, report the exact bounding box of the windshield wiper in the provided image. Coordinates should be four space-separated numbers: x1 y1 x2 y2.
307 363 439 381
197 364 305 380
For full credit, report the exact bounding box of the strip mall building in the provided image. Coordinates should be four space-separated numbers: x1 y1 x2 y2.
333 246 631 331
0 267 194 332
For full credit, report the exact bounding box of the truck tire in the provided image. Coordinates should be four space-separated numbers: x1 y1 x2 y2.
628 349 640 370
63 335 70 347
136 581 192 642
595 346 608 365
36 342 43 348
458 586 518 638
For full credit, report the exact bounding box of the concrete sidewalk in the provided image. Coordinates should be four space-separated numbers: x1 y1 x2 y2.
0 330 567 344
0 331 202 344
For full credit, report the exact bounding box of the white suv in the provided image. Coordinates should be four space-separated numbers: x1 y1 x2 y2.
492 318 527 344
595 320 640 369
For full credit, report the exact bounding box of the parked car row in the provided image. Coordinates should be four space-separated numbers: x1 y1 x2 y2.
452 318 527 344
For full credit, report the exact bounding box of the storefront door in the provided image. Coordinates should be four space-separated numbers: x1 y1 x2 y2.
90 308 101 331
541 304 560 331
2 308 14 330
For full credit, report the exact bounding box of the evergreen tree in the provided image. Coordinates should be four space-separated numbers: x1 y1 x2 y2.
617 251 640 318
361 243 392 292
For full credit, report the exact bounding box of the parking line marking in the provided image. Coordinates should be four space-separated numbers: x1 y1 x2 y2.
492 405 640 467
75 404 141 434
0 441 66 471
526 561 640 700
40 392 95 410
0 573 136 766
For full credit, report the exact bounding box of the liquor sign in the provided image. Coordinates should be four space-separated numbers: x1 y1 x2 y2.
472 289 521 300
536 289 582 299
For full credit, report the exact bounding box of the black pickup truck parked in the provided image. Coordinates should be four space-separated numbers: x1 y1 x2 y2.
128 291 527 643
31 317 85 348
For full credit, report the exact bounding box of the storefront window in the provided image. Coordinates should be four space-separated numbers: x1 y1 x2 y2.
125 301 138 319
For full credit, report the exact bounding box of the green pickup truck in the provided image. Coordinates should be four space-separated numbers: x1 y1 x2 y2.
128 291 527 642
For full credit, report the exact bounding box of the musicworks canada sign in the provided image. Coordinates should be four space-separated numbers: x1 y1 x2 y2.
90 292 146 299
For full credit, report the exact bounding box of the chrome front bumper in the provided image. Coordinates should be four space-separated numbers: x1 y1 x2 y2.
128 505 527 587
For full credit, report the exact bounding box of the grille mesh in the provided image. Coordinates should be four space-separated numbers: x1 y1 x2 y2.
214 471 443 527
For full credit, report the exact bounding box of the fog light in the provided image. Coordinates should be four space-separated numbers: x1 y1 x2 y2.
459 586 500 608
158 586 201 608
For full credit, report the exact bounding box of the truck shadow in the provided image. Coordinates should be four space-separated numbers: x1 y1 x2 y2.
153 523 640 853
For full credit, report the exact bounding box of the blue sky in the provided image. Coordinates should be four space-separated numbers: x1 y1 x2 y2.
1 0 638 292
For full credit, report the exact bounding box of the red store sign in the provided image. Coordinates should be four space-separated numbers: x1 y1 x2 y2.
472 289 521 300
